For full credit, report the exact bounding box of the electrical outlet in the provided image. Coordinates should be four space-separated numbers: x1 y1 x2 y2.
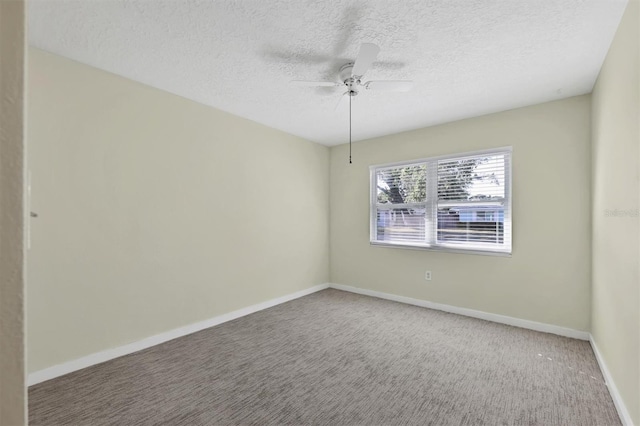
425 270 432 281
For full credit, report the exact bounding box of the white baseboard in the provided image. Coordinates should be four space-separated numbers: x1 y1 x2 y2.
28 283 329 386
328 283 590 340
590 336 634 426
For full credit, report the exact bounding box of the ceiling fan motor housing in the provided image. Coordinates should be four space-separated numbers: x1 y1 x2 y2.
340 63 359 96
339 63 355 81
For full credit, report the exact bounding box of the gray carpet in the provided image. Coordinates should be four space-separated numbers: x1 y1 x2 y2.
29 289 620 425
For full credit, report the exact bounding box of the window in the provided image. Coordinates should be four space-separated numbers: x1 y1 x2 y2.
370 148 511 255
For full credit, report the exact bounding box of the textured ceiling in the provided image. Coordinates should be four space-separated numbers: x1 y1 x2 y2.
28 0 627 146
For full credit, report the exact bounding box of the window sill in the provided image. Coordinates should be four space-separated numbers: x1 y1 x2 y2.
369 241 512 257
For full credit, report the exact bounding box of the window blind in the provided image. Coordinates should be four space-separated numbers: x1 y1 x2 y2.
374 164 427 243
370 148 512 255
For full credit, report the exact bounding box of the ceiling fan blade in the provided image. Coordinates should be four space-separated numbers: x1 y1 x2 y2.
351 43 380 77
364 80 413 92
290 80 341 87
335 92 350 112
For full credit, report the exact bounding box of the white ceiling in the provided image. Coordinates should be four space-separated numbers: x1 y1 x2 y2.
28 0 627 146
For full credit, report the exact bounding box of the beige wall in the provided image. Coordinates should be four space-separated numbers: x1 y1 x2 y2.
591 0 640 423
0 0 26 424
330 96 592 331
27 48 330 372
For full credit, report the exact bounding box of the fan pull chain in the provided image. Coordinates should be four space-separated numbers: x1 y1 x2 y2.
349 93 352 164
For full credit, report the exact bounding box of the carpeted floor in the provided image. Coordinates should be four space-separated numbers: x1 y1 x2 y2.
29 289 620 425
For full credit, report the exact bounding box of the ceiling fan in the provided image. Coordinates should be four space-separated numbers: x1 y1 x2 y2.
290 43 413 111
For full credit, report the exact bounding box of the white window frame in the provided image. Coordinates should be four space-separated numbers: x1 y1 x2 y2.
369 147 512 256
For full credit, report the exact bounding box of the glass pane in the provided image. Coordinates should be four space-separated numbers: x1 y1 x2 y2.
437 207 504 244
438 154 506 202
376 207 425 243
376 164 426 204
